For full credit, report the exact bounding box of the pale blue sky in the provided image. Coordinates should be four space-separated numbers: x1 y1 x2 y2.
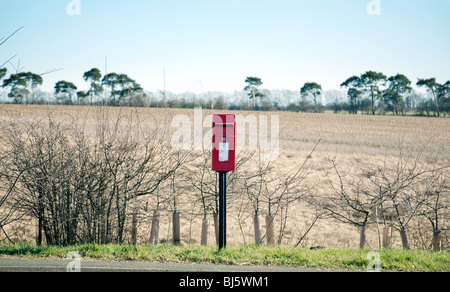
1 0 449 94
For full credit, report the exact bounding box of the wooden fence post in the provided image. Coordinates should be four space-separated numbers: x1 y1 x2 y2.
149 210 160 245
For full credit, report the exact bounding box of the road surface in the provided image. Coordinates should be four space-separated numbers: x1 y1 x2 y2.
0 257 328 272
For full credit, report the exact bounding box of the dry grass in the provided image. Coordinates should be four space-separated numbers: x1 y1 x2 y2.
1 104 449 249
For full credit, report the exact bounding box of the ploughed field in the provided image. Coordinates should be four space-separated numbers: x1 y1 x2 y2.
0 104 449 249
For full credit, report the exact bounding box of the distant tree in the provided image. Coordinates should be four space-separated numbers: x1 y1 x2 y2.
76 90 89 104
83 68 103 105
347 88 363 114
116 74 143 103
102 73 142 105
298 97 315 112
54 80 77 105
437 81 450 115
131 92 149 107
324 90 346 113
214 95 228 110
385 74 412 116
404 90 422 111
0 68 7 80
341 76 363 114
0 68 6 99
417 78 440 117
360 71 387 115
18 72 43 103
2 72 43 104
102 73 119 103
2 73 28 104
244 77 264 109
300 82 322 107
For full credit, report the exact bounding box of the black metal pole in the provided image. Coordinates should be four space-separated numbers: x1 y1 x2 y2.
218 171 227 250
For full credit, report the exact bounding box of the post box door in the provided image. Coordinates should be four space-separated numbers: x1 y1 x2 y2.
212 114 236 172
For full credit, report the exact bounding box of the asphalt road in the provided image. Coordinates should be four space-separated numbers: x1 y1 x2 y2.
0 257 325 272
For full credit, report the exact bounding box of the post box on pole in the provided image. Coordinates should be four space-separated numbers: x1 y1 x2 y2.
212 114 236 250
212 114 236 172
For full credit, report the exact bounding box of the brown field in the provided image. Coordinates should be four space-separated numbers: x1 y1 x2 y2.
1 104 449 249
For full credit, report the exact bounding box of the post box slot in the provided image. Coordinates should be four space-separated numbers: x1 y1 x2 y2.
214 124 234 128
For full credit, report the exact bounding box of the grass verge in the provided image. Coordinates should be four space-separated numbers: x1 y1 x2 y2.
0 244 448 272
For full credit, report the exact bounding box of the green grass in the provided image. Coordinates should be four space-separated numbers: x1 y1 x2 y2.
0 244 448 272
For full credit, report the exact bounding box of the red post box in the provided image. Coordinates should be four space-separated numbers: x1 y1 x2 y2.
212 114 236 172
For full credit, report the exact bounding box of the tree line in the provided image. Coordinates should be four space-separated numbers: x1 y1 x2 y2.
0 67 145 107
244 72 450 117
339 71 450 117
1 68 450 117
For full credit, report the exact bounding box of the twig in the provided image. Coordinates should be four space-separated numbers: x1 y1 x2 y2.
294 215 320 248
0 26 24 47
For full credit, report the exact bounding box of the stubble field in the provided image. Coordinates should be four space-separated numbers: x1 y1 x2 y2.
0 104 449 249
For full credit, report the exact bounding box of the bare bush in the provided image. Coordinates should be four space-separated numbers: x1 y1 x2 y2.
0 107 189 245
321 156 381 249
321 141 449 250
238 142 319 246
416 168 449 251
